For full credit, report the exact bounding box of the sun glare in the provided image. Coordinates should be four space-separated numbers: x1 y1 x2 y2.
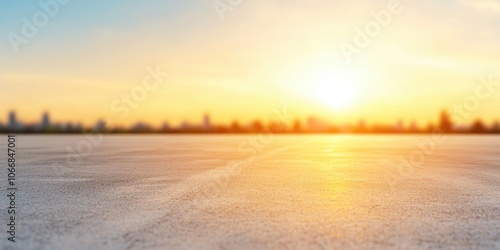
279 57 372 112
309 70 357 110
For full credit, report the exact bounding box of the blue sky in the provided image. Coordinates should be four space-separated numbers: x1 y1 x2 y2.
1 0 500 126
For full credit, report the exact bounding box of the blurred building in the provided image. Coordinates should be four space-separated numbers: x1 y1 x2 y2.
203 114 211 131
493 121 500 132
357 119 366 132
41 112 51 129
439 110 453 132
409 121 418 132
95 119 107 131
471 119 486 133
8 111 21 130
293 118 302 133
395 120 404 132
181 121 191 131
131 122 153 133
161 122 170 132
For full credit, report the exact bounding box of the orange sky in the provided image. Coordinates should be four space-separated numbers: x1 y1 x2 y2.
1 0 499 127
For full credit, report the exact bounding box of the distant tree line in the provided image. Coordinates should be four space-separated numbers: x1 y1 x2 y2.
1 110 499 134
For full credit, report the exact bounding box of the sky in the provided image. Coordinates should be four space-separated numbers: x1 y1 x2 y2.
0 0 499 128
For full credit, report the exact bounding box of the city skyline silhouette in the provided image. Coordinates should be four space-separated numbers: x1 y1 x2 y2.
2 110 499 134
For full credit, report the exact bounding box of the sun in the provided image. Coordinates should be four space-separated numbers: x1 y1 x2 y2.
277 57 371 111
308 69 358 110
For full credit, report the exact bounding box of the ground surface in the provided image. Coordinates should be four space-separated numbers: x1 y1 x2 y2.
0 135 499 249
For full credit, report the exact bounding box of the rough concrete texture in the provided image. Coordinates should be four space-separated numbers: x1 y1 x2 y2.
0 135 498 249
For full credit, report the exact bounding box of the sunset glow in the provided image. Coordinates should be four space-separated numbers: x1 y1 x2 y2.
1 0 499 127
1 2 500 249
305 68 359 110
